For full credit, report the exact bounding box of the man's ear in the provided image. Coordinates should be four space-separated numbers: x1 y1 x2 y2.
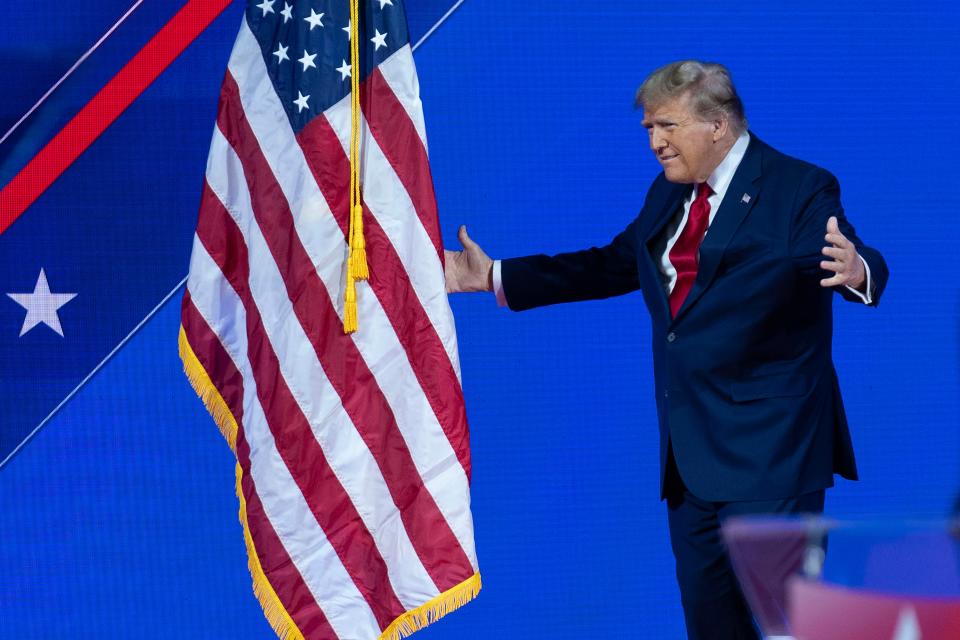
712 117 729 142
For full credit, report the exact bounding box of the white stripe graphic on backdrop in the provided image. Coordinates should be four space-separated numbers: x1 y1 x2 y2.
186 237 380 639
226 19 476 568
0 0 146 147
206 127 440 607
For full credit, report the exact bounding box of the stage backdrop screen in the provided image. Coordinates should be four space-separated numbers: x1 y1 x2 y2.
2 1 957 638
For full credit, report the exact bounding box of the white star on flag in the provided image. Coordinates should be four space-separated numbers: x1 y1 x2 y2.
370 29 388 50
304 8 324 30
336 59 351 80
293 91 310 112
7 269 77 337
256 0 275 17
298 50 317 71
273 43 289 63
342 20 351 39
377 0 393 8
280 2 292 22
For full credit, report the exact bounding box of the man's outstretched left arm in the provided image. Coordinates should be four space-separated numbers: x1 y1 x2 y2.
791 167 889 306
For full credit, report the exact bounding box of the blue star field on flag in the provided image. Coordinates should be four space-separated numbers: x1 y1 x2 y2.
245 0 409 133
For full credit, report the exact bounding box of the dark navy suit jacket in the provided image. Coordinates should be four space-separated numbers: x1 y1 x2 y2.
501 135 888 502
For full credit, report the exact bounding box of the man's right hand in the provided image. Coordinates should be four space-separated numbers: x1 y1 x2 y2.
444 225 493 293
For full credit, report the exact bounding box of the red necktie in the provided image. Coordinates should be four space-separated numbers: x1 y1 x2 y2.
668 182 713 318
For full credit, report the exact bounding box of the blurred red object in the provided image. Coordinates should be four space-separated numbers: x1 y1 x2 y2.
789 577 960 640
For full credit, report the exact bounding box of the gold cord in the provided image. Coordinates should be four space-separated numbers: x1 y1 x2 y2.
344 0 367 333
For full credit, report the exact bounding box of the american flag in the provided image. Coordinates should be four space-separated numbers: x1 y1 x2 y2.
178 1 480 638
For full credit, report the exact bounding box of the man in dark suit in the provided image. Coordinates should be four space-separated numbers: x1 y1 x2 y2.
444 60 888 639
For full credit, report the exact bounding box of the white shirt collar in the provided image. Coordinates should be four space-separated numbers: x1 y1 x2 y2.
700 131 750 201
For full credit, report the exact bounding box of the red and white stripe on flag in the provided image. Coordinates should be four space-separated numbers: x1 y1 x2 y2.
179 9 480 640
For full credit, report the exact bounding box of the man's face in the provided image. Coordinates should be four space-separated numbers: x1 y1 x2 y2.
641 94 722 184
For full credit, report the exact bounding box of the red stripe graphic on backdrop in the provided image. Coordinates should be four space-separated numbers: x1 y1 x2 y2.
217 72 475 592
0 0 232 236
298 111 472 481
362 67 444 264
195 182 406 630
180 294 335 637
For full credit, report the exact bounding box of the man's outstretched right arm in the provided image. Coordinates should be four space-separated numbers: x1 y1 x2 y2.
444 220 641 311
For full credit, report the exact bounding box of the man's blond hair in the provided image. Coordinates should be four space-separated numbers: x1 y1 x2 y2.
636 60 748 135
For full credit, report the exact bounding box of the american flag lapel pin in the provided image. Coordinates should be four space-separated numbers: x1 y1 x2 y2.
741 193 751 204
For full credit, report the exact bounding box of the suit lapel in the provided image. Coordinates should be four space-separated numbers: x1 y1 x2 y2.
672 136 763 324
644 182 690 246
640 182 689 321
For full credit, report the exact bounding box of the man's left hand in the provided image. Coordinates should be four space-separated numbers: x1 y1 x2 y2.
820 216 865 290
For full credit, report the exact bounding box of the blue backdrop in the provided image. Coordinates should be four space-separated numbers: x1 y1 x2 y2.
2 1 958 638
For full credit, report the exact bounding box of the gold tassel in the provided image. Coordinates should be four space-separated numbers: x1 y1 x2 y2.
349 204 368 280
343 275 358 334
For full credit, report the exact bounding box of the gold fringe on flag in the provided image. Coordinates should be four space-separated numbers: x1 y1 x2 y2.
343 0 367 334
378 573 483 640
235 462 305 640
179 326 305 639
181 325 483 637
178 326 238 454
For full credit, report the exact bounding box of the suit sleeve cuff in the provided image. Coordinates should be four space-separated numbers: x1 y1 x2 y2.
844 254 873 305
493 260 507 307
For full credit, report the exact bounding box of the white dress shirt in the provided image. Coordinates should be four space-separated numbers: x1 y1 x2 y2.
655 132 751 296
493 132 871 305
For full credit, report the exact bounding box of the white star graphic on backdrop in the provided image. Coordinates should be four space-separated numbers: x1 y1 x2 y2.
304 8 324 30
280 2 292 22
293 91 310 112
298 50 317 71
377 0 393 8
273 43 289 63
336 59 351 80
256 0 275 16
342 19 351 39
370 29 388 50
7 269 77 337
